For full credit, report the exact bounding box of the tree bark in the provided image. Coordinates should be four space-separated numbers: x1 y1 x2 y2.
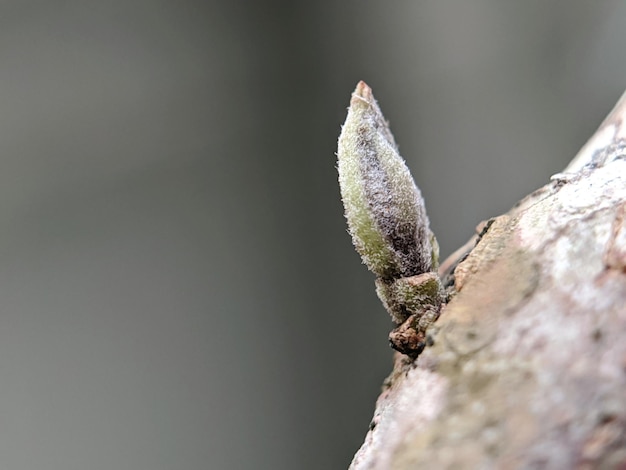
350 92 626 469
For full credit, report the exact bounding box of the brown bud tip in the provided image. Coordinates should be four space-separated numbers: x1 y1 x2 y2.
352 81 373 104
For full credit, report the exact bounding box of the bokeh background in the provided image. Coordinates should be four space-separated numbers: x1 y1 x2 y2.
0 1 625 469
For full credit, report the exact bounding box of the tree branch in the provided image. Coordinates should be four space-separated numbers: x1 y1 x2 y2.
349 91 626 469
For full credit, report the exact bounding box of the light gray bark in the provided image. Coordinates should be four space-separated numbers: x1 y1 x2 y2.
350 92 626 469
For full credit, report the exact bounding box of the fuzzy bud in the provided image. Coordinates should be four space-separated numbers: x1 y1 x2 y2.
337 81 437 280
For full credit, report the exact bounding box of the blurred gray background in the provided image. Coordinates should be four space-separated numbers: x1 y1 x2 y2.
0 1 624 469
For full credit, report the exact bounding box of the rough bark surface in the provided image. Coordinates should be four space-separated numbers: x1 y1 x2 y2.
350 93 626 469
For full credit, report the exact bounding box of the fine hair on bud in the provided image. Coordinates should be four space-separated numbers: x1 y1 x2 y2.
337 81 436 280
